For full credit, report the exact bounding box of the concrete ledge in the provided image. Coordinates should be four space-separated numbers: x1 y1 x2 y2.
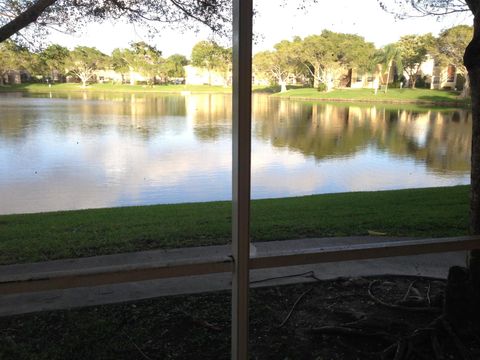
0 236 473 316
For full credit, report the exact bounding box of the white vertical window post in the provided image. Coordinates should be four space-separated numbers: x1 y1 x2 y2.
231 0 253 359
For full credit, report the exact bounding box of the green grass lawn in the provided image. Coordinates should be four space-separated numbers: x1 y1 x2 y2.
275 87 469 105
0 186 469 265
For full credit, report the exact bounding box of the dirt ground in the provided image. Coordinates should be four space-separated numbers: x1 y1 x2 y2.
1 275 479 359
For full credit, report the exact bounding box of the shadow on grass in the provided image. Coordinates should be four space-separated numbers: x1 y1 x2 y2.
417 94 470 106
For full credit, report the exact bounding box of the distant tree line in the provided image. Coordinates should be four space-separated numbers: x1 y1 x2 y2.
253 26 472 94
0 41 191 86
0 25 472 92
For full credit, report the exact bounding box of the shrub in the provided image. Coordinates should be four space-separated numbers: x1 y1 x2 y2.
316 83 327 92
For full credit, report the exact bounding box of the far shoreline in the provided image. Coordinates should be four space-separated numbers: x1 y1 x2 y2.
0 83 470 108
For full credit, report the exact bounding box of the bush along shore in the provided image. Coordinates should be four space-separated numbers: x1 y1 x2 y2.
0 185 469 265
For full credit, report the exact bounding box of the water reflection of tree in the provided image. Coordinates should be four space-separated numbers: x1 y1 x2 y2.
0 94 189 141
0 94 472 174
254 100 372 159
0 100 41 142
374 108 471 173
254 98 471 173
189 94 231 141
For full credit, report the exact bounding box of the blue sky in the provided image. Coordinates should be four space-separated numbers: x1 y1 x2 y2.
47 0 472 56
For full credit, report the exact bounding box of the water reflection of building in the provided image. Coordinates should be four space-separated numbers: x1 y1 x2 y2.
253 98 471 174
186 94 231 141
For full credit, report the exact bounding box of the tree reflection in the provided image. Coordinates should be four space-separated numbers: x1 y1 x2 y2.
253 98 471 174
0 93 472 174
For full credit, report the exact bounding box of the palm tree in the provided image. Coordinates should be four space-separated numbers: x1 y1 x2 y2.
376 44 403 93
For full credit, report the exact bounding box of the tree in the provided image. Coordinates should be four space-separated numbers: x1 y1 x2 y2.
254 51 288 92
463 0 480 291
375 43 403 93
164 54 189 79
191 40 231 86
378 0 470 18
111 42 164 85
299 31 375 90
434 25 473 97
39 44 69 81
253 40 299 92
381 0 480 340
396 33 435 88
129 42 164 85
0 0 234 44
111 48 130 83
66 46 108 87
0 40 30 85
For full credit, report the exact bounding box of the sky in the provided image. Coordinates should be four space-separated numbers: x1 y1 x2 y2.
47 0 473 57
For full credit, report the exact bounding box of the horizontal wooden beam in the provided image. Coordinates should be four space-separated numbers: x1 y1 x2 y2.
0 257 233 295
1 236 478 296
249 235 480 269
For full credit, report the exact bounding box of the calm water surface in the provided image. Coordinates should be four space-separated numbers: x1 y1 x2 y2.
0 92 471 214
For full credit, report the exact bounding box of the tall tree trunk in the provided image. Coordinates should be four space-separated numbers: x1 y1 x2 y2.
461 74 471 98
279 78 287 92
441 12 480 333
410 74 417 88
465 12 480 288
384 63 391 93
313 65 320 89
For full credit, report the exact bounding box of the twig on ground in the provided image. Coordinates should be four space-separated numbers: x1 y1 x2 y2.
278 288 313 328
426 282 432 307
368 280 441 313
402 281 417 302
393 338 407 360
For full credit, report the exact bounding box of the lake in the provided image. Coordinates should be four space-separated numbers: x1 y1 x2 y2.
0 92 471 215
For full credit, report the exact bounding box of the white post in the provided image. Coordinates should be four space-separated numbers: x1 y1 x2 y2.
231 0 253 359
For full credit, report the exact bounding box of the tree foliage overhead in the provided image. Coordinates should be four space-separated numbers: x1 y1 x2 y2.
0 0 232 44
0 0 321 45
378 0 471 17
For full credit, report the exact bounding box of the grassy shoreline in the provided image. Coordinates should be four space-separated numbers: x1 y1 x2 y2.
0 84 470 107
0 186 469 265
274 88 470 107
0 83 233 94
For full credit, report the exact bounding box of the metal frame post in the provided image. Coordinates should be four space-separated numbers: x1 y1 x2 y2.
231 0 253 359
